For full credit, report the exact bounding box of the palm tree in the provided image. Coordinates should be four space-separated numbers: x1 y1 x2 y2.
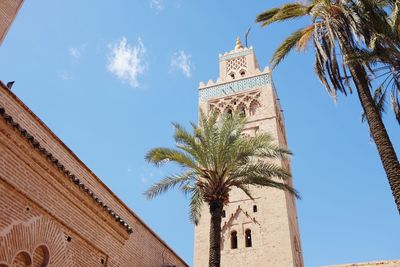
348 0 400 124
256 0 400 214
145 111 298 267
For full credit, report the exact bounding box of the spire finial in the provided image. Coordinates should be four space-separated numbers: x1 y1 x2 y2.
235 37 243 50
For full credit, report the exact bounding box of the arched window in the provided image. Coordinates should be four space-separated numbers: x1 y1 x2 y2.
245 229 252 247
226 109 233 118
238 106 246 117
253 205 257 212
249 100 260 116
230 73 235 79
240 70 246 77
231 231 238 249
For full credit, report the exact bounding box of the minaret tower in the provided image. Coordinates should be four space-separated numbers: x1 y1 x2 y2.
193 38 303 267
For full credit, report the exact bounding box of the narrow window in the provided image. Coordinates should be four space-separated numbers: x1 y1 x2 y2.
231 231 238 249
253 205 257 212
226 109 233 118
222 210 226 218
245 229 252 247
239 106 246 117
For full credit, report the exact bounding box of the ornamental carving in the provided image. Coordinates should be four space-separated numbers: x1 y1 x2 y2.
226 56 247 74
220 206 260 251
199 74 270 101
0 216 71 267
208 90 261 117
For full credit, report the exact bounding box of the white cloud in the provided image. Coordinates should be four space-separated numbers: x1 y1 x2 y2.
58 71 73 80
68 44 87 59
150 0 164 11
69 47 81 58
170 50 192 78
107 37 147 88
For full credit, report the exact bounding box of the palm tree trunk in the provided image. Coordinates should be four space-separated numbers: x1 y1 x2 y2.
208 200 223 267
348 61 400 214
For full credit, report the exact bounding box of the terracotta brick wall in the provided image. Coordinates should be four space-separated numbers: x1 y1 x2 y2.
0 0 23 45
0 82 188 267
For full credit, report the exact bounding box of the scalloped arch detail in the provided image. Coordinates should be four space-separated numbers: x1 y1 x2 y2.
0 216 72 266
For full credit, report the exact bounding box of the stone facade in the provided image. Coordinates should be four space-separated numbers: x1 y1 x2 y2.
193 39 303 267
0 82 188 267
323 260 400 267
0 0 23 45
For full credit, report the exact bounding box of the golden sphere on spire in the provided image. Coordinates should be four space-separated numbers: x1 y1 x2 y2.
235 37 243 50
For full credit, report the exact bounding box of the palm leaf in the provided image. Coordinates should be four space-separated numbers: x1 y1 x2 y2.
271 25 315 69
257 3 311 27
391 91 400 124
144 172 194 199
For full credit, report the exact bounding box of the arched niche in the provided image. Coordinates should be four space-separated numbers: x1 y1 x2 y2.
11 251 32 267
32 245 50 267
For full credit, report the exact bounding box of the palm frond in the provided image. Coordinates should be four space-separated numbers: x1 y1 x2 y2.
271 25 315 69
257 3 311 27
391 91 400 124
144 172 195 199
362 85 387 122
256 7 280 25
297 25 315 51
145 147 199 170
247 176 300 199
234 184 255 201
188 187 204 225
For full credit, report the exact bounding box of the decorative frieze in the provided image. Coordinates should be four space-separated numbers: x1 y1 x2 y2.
199 74 271 101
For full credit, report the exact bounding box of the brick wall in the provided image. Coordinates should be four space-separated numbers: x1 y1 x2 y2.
0 0 23 45
0 82 188 267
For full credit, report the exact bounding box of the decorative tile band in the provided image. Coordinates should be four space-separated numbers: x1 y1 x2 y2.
199 74 271 101
0 106 133 234
219 49 253 61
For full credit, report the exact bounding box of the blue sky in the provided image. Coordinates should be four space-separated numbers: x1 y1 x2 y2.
1 1 399 266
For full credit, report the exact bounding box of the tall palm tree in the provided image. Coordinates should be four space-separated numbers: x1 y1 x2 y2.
145 111 298 267
256 0 400 214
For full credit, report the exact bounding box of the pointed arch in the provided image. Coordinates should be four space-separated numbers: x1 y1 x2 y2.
249 100 260 116
237 103 247 117
224 105 234 118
